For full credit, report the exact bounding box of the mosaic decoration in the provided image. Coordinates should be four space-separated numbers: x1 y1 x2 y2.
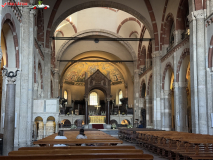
64 62 124 85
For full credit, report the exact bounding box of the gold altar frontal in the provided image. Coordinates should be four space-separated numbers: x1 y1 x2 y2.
89 116 106 124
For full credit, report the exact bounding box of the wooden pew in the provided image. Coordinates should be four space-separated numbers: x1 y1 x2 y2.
19 145 136 150
34 130 122 146
136 131 213 160
9 149 144 156
1 154 154 159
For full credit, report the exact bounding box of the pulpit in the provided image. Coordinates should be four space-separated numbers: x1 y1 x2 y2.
89 116 106 124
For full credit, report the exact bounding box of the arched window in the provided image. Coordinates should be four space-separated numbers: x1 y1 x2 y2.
64 90 68 104
119 90 123 105
90 92 98 105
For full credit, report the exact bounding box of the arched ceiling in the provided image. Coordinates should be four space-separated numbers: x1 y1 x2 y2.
64 59 124 86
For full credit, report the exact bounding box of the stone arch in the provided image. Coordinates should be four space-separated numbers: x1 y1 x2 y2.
176 48 190 82
61 119 71 128
208 36 213 68
1 13 19 68
46 0 154 50
138 25 146 54
176 0 189 30
162 62 174 90
65 18 77 33
147 74 152 96
55 30 64 37
56 29 137 61
110 119 118 125
129 31 138 38
117 17 141 34
160 0 169 50
162 13 175 46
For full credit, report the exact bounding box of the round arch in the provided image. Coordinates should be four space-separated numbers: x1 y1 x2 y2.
162 62 174 90
46 1 154 50
56 29 137 61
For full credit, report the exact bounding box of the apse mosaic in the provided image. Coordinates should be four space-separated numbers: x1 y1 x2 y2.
64 62 124 86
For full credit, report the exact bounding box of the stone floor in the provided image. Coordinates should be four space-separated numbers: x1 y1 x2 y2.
114 136 167 160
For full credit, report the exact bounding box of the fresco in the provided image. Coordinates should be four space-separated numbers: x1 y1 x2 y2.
64 62 124 85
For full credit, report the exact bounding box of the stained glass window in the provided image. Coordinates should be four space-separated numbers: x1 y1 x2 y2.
90 92 98 105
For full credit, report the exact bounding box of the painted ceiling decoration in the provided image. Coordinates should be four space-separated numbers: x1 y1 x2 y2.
64 62 124 86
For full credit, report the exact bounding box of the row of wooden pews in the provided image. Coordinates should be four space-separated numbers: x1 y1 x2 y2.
118 128 162 143
0 146 154 159
33 130 122 146
136 131 213 160
1 130 154 159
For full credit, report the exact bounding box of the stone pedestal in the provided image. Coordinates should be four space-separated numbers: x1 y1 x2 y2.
3 77 16 156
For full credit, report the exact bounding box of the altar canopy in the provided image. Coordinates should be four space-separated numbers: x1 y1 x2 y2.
85 70 111 125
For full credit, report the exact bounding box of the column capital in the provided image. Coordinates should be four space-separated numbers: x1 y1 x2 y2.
187 12 195 22
7 77 17 84
151 51 161 58
193 10 205 19
52 68 59 74
106 98 111 102
85 98 89 102
173 82 188 88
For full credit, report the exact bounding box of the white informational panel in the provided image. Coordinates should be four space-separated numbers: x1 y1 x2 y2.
33 100 44 112
46 100 57 112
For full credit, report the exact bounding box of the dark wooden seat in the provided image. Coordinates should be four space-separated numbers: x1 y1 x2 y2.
0 154 154 160
19 145 136 150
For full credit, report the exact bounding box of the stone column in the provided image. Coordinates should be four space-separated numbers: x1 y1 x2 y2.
160 91 165 130
194 10 208 134
43 48 51 98
34 83 38 99
33 123 36 141
106 98 110 124
85 98 88 125
0 71 7 133
55 121 58 133
19 8 35 147
133 69 140 123
164 90 172 131
53 69 59 98
43 123 46 138
152 51 161 129
146 96 153 128
173 82 188 132
3 76 17 156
